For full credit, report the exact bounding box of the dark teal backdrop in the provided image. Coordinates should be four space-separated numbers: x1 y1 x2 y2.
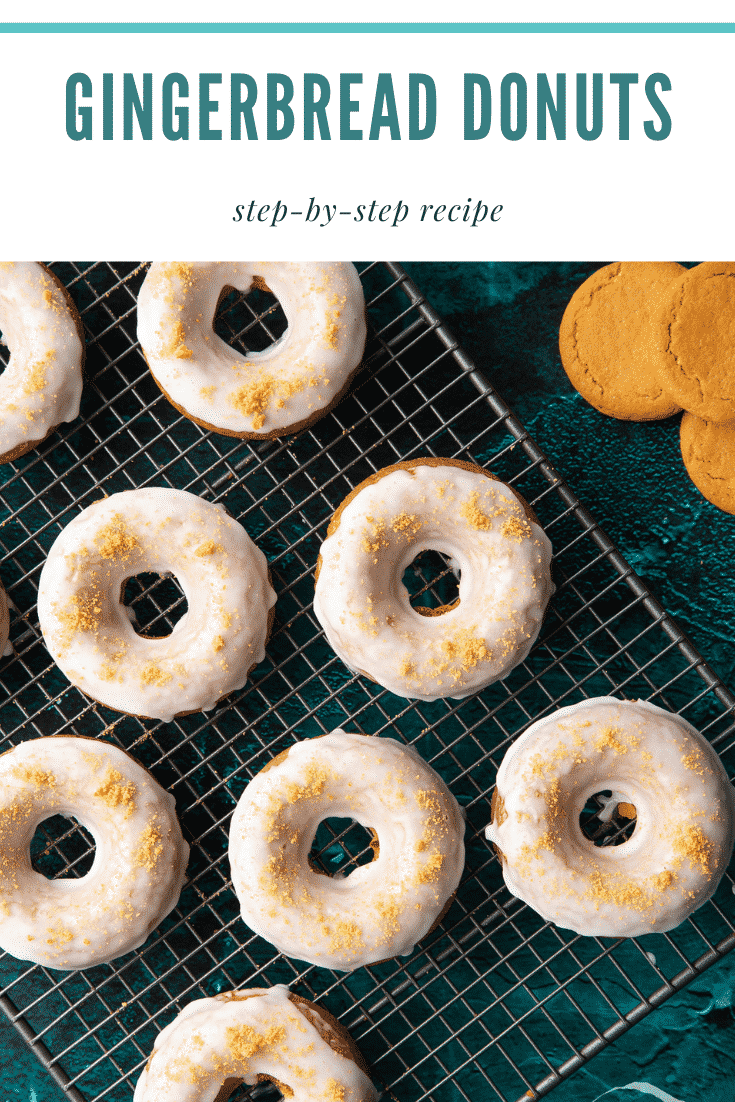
1 261 733 1102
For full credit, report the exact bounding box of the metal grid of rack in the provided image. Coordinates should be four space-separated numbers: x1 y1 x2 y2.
0 261 733 1102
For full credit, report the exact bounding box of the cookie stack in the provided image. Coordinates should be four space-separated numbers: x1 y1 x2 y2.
559 262 735 514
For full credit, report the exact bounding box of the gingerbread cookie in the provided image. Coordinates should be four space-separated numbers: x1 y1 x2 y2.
680 411 735 513
655 262 735 423
559 261 683 421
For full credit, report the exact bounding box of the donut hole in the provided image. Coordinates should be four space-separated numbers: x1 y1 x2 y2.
30 815 96 879
403 549 461 615
579 790 638 847
0 329 8 371
122 572 188 637
215 282 288 355
309 818 377 877
214 1078 284 1102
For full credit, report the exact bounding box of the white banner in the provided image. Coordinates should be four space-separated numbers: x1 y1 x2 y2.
1 10 732 257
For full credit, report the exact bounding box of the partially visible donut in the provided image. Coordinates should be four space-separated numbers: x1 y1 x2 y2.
0 262 84 462
229 730 465 970
133 985 377 1102
137 262 366 438
37 488 276 721
313 458 554 700
486 697 735 936
0 736 188 969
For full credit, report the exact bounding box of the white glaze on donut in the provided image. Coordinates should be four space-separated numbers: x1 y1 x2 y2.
0 262 84 461
37 488 276 721
133 985 377 1102
0 736 188 969
229 730 465 970
137 262 366 437
486 697 735 936
313 460 554 700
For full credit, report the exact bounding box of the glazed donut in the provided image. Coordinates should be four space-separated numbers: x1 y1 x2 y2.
0 736 188 969
313 458 554 700
0 262 84 462
486 697 735 936
134 985 377 1102
229 730 465 970
137 262 366 438
37 488 276 722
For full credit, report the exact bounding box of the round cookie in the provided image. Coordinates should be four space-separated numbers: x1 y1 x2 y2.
680 411 735 513
559 261 683 420
655 262 735 422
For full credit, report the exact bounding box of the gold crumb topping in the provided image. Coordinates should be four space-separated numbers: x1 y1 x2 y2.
460 490 492 530
55 593 102 648
13 764 56 789
139 661 172 688
672 823 714 875
46 923 74 947
322 916 365 956
226 1021 286 1063
361 516 389 555
134 823 163 870
437 628 489 678
502 515 532 542
94 766 136 818
195 538 222 557
229 373 305 430
326 1078 346 1101
391 512 422 536
324 307 342 349
162 319 193 360
23 349 55 396
94 513 138 561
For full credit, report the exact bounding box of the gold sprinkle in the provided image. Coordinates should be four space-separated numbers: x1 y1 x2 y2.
502 515 532 542
134 823 163 870
460 490 491 530
195 539 222 557
139 661 172 688
94 514 138 560
94 766 136 818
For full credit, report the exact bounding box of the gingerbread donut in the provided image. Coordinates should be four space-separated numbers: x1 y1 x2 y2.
137 262 366 438
486 698 735 937
0 736 188 969
313 458 554 700
37 488 275 721
134 985 377 1101
229 730 465 970
0 262 84 462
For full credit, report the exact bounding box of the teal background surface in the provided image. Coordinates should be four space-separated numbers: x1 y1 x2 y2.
2 261 734 1101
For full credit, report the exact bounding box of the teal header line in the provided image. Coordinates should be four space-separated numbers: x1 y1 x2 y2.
0 21 734 33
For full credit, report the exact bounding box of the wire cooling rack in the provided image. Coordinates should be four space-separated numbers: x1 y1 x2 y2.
0 261 734 1102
